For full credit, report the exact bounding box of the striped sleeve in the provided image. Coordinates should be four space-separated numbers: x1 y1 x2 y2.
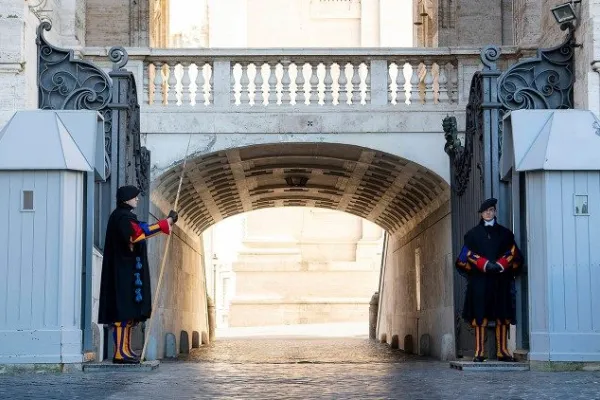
130 220 170 243
496 244 523 273
456 245 489 274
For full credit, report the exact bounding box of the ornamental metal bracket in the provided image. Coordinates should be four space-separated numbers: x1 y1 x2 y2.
36 20 128 179
497 33 575 111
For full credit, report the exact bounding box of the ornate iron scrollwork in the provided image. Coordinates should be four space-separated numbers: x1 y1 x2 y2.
36 20 114 178
443 72 484 196
497 33 574 110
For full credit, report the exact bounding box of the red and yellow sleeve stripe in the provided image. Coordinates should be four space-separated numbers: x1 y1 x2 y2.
496 244 521 271
130 220 170 243
457 245 488 272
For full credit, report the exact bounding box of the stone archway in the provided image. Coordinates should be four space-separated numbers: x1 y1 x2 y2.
152 142 450 236
149 141 455 360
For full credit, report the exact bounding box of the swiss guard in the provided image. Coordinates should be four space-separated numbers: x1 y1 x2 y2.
455 198 523 362
98 185 178 364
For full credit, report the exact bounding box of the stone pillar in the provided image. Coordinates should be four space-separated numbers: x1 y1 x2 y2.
207 296 216 342
369 292 379 340
131 0 151 47
370 60 389 106
52 0 86 48
212 60 232 108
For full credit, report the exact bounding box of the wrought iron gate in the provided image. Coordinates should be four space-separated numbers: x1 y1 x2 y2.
444 35 575 356
37 21 151 354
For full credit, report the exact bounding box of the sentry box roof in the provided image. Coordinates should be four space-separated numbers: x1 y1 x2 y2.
0 110 105 180
501 109 600 176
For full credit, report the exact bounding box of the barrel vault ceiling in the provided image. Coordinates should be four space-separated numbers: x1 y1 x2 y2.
153 143 450 235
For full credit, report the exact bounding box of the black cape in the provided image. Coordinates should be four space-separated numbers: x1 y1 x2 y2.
461 219 521 325
98 204 152 324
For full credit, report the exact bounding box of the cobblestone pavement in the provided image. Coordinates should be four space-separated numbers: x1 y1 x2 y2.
0 338 599 399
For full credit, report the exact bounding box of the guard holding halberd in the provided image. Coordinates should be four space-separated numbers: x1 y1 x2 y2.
98 185 178 364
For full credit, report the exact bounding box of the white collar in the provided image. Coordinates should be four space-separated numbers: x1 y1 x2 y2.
484 219 495 227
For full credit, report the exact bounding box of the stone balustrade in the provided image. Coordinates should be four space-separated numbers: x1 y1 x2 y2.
82 47 525 109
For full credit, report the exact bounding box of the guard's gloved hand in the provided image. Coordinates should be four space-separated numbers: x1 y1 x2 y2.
168 210 179 224
485 261 504 274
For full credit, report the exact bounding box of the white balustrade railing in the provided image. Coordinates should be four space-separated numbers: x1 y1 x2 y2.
82 47 523 108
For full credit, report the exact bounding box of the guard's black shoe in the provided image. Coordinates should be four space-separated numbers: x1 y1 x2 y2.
497 356 516 362
472 356 485 362
112 357 140 364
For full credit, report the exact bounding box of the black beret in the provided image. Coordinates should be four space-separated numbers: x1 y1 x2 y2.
117 185 140 203
478 197 497 213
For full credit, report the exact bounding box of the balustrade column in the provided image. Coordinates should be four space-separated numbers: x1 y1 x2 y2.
195 62 206 106
239 63 251 105
396 62 406 105
351 64 361 105
254 63 265 106
281 61 291 105
167 62 178 105
295 63 306 105
423 60 435 104
267 62 278 105
438 63 449 104
181 62 192 106
338 62 348 105
153 62 164 105
309 63 319 105
322 63 333 105
409 61 421 105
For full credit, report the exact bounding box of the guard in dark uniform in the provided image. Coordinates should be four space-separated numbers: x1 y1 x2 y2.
455 198 523 362
98 185 178 364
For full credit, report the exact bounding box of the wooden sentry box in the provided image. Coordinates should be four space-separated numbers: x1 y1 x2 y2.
501 109 600 363
0 110 104 364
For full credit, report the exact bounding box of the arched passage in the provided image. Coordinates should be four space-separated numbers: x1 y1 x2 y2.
152 142 450 236
148 141 455 360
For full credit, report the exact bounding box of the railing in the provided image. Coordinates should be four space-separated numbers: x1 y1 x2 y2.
83 47 525 109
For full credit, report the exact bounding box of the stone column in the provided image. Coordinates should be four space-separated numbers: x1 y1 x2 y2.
131 0 150 46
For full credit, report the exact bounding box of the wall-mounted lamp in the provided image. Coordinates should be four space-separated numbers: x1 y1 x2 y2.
551 0 582 47
551 1 580 24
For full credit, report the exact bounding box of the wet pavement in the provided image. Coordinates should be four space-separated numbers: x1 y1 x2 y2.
0 337 599 399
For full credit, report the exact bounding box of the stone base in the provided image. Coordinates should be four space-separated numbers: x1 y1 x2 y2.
513 349 529 362
0 363 83 374
529 361 600 372
83 360 160 373
449 360 529 371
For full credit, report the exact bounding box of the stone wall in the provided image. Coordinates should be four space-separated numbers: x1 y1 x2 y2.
85 0 130 46
513 0 542 47
418 0 513 47
143 202 209 359
85 0 151 46
377 201 454 360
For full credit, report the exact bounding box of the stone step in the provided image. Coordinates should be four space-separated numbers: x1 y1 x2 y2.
449 360 529 371
514 349 529 362
83 360 159 373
